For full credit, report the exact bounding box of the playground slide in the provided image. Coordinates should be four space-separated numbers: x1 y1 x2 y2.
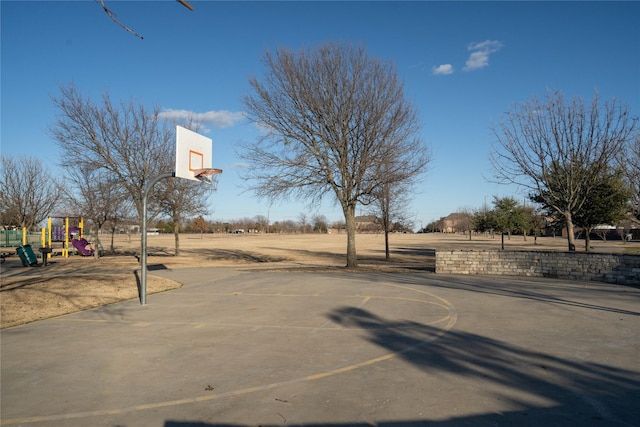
72 238 94 256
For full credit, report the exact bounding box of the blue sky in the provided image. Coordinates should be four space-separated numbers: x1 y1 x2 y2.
2 1 639 227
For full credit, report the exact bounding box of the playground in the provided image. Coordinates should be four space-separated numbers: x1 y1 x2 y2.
0 216 102 268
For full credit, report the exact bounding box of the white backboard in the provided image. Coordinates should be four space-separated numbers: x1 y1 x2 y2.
175 126 213 181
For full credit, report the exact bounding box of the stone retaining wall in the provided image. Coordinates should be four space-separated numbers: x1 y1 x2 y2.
435 250 640 286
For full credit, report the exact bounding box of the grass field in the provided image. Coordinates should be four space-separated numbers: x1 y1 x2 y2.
1 231 637 328
109 231 637 266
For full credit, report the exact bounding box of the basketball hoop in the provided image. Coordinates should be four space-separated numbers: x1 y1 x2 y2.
194 168 222 182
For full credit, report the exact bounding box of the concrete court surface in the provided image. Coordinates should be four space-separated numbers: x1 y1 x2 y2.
1 266 639 427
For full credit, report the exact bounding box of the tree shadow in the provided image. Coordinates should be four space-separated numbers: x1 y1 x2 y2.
266 247 344 262
179 247 288 263
324 306 640 425
387 246 436 265
133 269 144 304
363 273 640 317
0 276 52 292
161 297 638 426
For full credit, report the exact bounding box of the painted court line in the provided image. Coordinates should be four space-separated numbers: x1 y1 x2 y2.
1 285 457 426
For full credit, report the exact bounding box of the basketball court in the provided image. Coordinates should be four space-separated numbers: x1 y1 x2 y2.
2 128 638 426
1 266 638 426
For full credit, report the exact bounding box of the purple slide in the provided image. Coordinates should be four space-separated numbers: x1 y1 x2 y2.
72 238 94 256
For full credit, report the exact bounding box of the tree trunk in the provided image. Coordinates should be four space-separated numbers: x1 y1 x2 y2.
110 228 116 253
344 204 358 268
94 234 101 259
585 232 591 252
564 213 576 251
384 228 390 260
584 226 594 252
174 226 181 256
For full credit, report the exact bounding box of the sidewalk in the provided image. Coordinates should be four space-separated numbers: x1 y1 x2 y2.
2 267 639 426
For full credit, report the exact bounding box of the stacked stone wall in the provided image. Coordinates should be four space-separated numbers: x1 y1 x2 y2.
435 250 640 286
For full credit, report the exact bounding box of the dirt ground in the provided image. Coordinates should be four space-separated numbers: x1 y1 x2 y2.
1 232 636 329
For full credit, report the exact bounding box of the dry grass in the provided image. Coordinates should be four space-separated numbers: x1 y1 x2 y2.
1 232 636 328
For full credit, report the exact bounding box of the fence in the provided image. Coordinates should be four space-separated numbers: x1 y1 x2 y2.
0 230 43 249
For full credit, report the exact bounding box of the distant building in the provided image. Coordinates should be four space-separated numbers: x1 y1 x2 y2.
354 215 380 233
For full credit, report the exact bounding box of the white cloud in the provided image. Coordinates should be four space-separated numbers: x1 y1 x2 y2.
254 121 275 135
432 64 454 76
159 109 245 128
463 40 503 71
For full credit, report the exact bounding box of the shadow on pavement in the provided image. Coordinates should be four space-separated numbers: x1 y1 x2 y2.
327 305 639 426
164 302 639 427
368 272 640 316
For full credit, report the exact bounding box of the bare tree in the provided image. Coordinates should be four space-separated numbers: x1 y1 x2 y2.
0 156 62 230
490 90 637 251
50 84 174 242
159 176 216 255
275 219 297 233
331 219 346 233
241 42 429 268
62 165 131 255
455 208 475 241
103 202 134 253
297 213 309 234
312 214 329 233
621 132 640 222
369 181 414 259
254 215 269 233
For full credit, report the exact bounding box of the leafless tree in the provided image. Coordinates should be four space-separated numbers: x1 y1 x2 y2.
621 132 640 223
52 90 218 259
368 180 414 259
0 156 62 230
312 214 329 233
241 42 429 268
159 175 215 255
50 84 175 243
297 213 309 234
62 165 131 255
331 219 346 233
490 90 637 251
455 208 475 241
102 203 134 253
254 215 269 233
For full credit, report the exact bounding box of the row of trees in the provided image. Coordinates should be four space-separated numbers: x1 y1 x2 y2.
490 90 638 251
162 212 414 236
239 47 638 259
427 189 635 251
160 213 337 235
2 43 638 264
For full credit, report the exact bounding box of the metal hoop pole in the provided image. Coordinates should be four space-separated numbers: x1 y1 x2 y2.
141 172 175 305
